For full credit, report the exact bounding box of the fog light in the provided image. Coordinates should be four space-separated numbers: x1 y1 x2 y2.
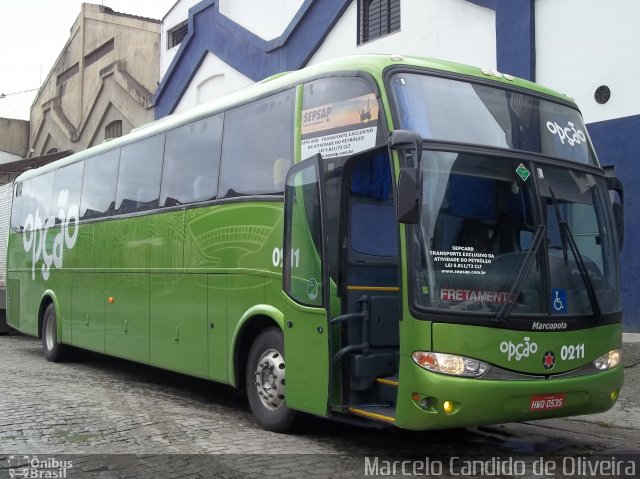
443 400 455 414
611 390 619 401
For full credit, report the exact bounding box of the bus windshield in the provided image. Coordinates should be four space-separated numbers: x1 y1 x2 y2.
411 150 621 317
389 72 598 165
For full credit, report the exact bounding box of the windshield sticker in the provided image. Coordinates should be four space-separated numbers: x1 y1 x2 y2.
440 288 514 304
546 121 587 147
430 246 494 275
516 163 531 182
301 93 378 159
307 277 319 301
302 93 378 135
551 288 568 314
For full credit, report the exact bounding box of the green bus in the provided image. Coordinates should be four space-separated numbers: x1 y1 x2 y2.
6 54 625 432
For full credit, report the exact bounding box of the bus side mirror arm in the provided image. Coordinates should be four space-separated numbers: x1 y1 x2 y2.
389 129 423 167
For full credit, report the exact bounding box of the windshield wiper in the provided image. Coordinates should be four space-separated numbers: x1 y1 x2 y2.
548 187 602 323
494 225 545 323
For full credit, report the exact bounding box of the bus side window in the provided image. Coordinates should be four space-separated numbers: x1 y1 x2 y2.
28 173 55 224
11 180 29 231
219 89 295 198
160 114 223 206
52 162 84 224
115 134 165 215
80 149 120 220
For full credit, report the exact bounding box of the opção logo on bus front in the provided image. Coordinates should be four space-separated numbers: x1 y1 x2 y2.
499 337 538 362
23 190 79 281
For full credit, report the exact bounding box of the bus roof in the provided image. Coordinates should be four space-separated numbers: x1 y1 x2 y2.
16 54 574 183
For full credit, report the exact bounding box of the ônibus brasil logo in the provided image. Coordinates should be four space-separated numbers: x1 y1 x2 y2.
23 190 79 281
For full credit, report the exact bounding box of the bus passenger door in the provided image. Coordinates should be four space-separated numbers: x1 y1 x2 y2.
282 155 330 415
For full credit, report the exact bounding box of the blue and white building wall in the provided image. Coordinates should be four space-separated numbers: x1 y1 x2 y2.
155 0 640 330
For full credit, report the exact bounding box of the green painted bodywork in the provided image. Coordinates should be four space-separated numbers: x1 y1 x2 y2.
6 54 621 430
8 201 288 386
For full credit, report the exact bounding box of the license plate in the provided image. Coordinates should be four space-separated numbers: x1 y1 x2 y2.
529 393 565 411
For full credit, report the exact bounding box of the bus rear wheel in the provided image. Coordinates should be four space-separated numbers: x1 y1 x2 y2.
42 303 67 362
246 327 296 432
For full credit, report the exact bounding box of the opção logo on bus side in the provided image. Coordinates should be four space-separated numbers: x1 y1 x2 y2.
22 190 79 281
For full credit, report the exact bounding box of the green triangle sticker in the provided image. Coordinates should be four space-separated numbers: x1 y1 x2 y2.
516 163 531 181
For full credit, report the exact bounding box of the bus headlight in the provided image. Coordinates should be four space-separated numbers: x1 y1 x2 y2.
593 349 621 370
412 352 489 377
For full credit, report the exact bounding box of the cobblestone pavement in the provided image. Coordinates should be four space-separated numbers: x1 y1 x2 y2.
0 333 639 478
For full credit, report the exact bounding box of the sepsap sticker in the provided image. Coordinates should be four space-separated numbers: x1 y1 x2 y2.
301 93 379 159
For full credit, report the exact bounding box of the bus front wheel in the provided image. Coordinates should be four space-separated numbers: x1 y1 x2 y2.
246 327 297 432
42 303 67 362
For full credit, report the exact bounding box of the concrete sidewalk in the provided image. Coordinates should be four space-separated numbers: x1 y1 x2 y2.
624 332 640 343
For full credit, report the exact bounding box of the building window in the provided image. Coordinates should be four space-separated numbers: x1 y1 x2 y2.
168 21 188 49
357 0 400 45
85 38 115 68
56 63 79 86
105 120 122 140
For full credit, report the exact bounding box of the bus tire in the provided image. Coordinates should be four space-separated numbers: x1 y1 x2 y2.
42 303 66 362
246 327 296 432
0 311 11 335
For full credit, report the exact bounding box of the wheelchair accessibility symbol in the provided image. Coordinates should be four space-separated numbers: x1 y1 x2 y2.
551 288 567 314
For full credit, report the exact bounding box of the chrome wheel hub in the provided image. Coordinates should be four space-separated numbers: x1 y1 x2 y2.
254 348 286 410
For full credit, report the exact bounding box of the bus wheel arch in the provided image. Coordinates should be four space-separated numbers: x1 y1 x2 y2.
37 292 59 339
233 314 282 392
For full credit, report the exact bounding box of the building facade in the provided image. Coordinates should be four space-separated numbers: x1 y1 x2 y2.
0 118 29 184
28 3 161 159
154 0 640 330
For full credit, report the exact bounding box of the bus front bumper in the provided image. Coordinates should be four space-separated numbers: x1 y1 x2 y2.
393 360 623 430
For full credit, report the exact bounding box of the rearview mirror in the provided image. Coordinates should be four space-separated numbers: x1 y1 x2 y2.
397 167 421 224
603 165 624 251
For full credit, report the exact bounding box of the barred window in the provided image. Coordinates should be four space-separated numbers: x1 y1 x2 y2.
168 21 188 49
357 0 400 45
105 120 122 140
